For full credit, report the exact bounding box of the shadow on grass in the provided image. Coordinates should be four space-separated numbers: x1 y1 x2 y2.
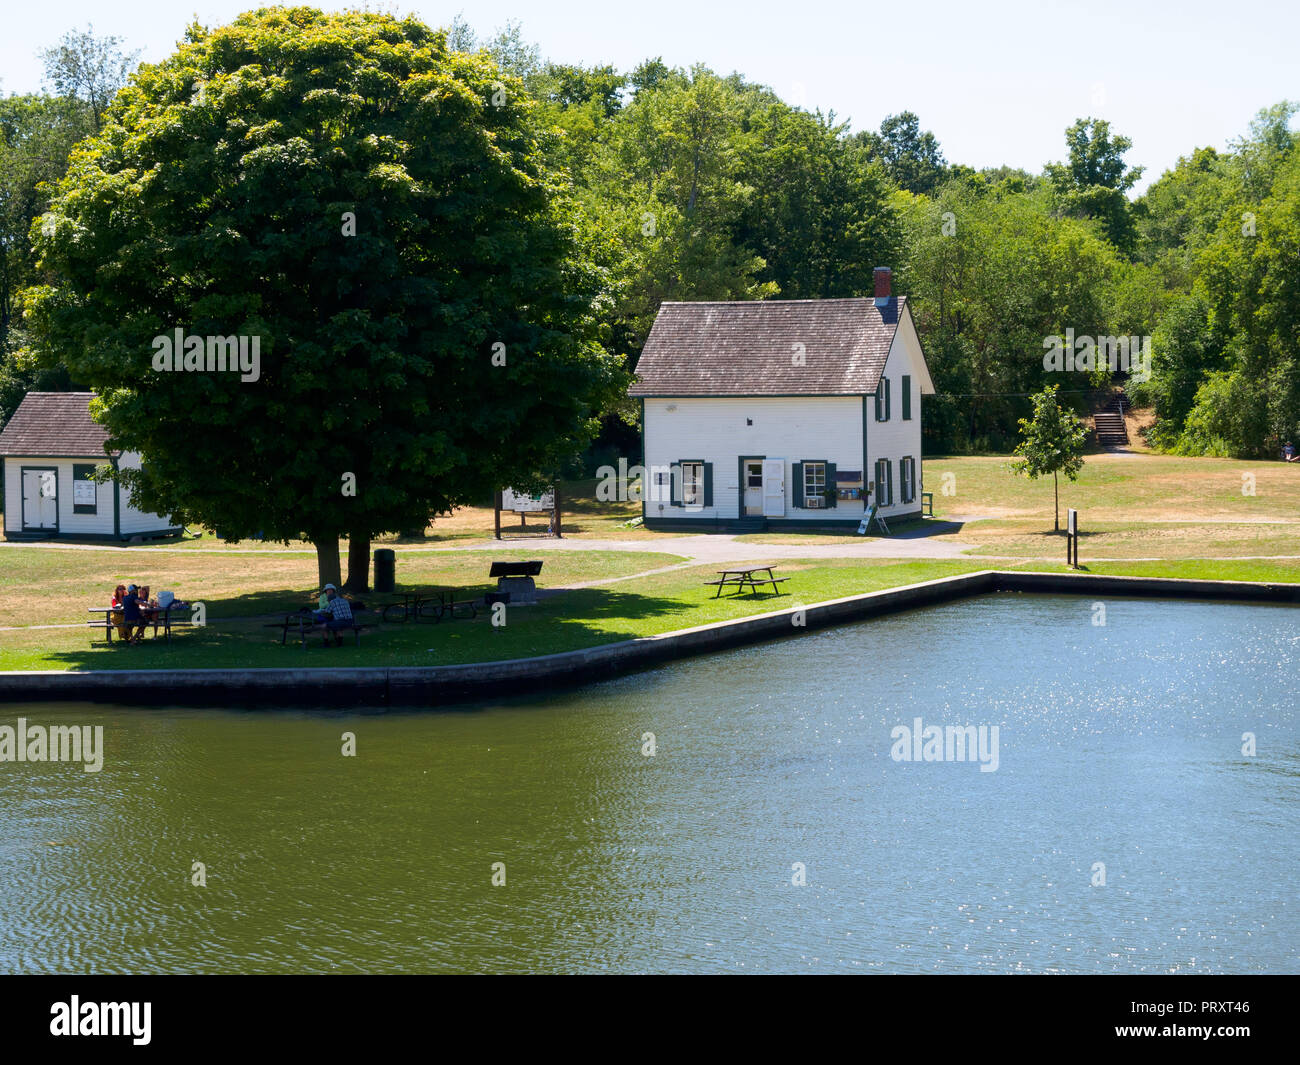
31 584 720 672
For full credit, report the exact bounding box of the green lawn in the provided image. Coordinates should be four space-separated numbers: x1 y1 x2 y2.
0 546 686 630
1 558 989 672
3 554 1299 673
5 451 1300 674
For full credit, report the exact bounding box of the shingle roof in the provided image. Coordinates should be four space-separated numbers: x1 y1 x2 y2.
627 297 907 397
0 392 114 457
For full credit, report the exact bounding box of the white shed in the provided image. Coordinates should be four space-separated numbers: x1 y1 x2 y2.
0 392 181 541
628 269 935 531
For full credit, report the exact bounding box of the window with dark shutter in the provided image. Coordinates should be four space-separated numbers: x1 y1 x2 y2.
902 375 912 420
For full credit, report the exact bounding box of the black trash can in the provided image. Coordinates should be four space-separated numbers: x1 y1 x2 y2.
373 548 396 593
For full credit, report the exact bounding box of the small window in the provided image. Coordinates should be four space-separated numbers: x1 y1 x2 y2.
654 468 672 502
900 456 916 503
73 464 98 515
875 377 891 421
804 461 826 500
681 462 704 506
746 462 763 488
875 458 894 507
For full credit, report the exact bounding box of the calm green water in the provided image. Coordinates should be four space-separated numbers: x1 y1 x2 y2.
1 594 1296 974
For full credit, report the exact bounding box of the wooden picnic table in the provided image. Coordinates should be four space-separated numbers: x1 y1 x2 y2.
704 565 789 598
382 589 478 623
266 606 376 648
88 602 188 645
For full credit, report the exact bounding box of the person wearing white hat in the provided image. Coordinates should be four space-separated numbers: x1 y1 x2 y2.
317 584 353 647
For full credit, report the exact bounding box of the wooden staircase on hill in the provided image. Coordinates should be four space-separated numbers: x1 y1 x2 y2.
1092 390 1129 447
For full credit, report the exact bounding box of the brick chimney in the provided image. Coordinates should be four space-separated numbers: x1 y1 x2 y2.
873 266 892 304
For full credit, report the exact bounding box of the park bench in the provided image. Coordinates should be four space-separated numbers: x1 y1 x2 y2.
489 560 543 604
921 491 934 517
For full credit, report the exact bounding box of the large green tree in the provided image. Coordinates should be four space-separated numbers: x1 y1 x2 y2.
25 6 624 585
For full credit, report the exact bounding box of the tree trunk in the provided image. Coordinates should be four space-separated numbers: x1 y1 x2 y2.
313 536 342 590
1053 473 1059 533
345 532 371 592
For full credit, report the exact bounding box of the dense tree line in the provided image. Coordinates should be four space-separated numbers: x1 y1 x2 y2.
3 15 1297 462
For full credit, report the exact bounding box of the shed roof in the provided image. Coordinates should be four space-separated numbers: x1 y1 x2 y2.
0 392 114 457
627 297 909 397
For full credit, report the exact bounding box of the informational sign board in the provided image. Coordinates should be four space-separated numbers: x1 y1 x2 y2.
74 480 97 505
1068 508 1077 535
502 488 555 513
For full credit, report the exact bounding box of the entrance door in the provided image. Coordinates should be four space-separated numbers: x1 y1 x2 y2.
761 458 785 517
22 469 57 530
743 459 764 516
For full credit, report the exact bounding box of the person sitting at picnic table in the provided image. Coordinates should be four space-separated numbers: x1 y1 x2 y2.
314 585 332 622
1284 441 1297 463
318 584 353 647
120 583 149 643
110 584 130 640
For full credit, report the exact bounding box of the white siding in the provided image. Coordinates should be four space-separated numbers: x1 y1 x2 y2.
2 453 176 538
866 321 927 516
116 451 178 535
642 396 864 521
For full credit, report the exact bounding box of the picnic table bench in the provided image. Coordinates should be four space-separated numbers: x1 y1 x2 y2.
265 604 379 649
381 588 478 623
703 565 789 598
88 602 192 645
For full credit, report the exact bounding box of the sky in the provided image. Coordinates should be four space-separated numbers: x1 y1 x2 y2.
3 0 1296 193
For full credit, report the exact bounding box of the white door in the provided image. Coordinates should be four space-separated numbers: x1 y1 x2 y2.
23 470 58 529
743 459 764 516
761 459 785 517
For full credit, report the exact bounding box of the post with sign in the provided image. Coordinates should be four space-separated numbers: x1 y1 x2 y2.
496 487 560 539
1067 508 1078 568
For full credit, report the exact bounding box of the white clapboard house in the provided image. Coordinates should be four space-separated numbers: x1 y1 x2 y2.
0 392 180 541
628 268 933 531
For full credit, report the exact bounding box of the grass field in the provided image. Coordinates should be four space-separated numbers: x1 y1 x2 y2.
0 558 989 672
2 452 1297 673
925 452 1300 522
737 453 1300 555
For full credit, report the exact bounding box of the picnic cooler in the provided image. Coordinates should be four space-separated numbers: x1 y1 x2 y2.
374 549 396 593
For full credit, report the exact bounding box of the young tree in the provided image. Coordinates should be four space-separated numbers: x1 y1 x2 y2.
1009 385 1088 531
25 8 624 587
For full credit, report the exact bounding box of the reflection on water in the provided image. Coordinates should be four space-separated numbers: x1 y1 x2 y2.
1 594 1296 973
